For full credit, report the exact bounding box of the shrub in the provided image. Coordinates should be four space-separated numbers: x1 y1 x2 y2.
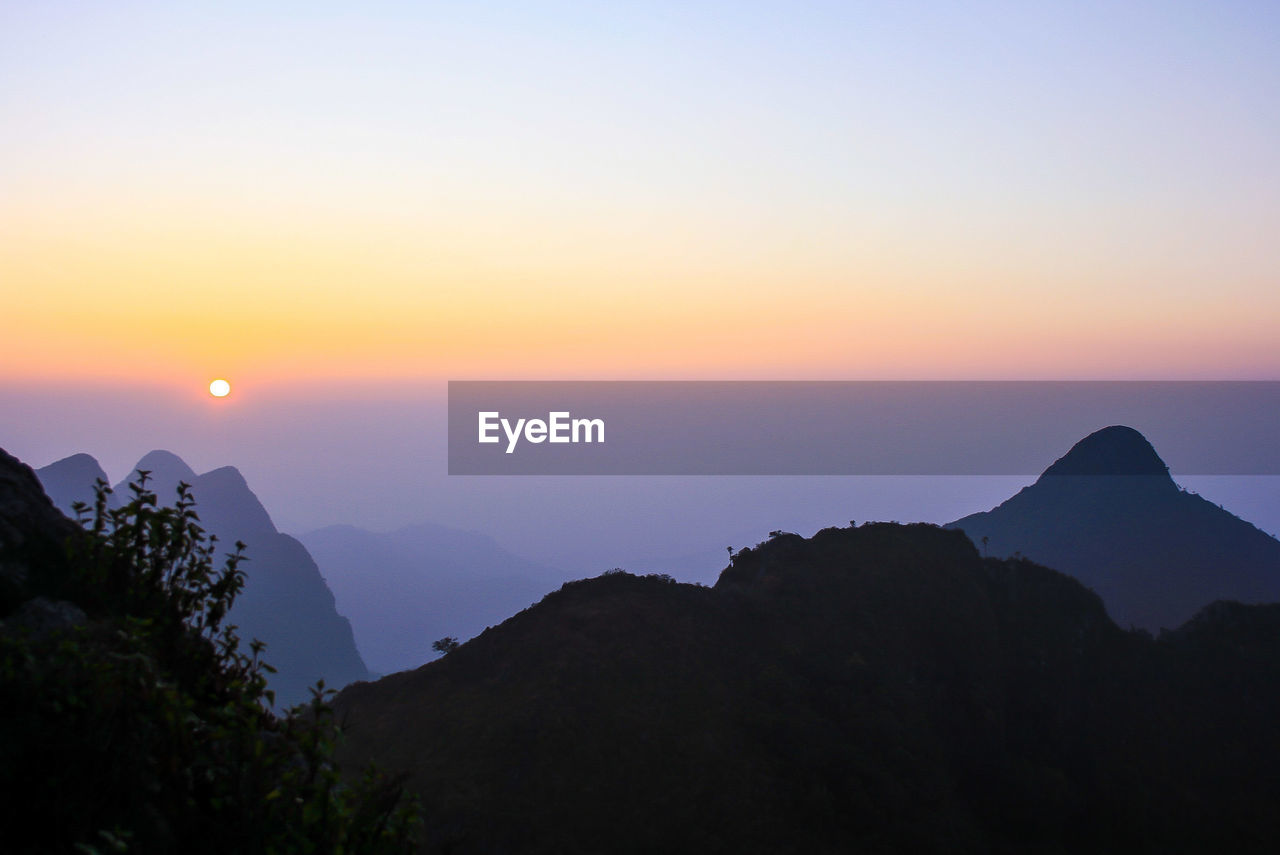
0 474 420 854
432 636 460 656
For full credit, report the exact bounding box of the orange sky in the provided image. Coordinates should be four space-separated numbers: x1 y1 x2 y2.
3 3 1278 391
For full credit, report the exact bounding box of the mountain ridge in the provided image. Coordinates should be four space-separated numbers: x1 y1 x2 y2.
35 453 114 515
334 520 1280 854
948 425 1280 630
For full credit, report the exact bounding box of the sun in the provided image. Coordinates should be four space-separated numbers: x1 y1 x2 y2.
209 378 232 398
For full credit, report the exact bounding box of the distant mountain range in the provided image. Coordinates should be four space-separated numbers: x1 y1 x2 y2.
12 426 1280 852
36 448 569 682
37 450 369 706
948 425 1280 631
299 523 559 675
329 425 1280 852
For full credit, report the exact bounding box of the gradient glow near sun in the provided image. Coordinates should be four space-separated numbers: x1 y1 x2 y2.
209 379 231 398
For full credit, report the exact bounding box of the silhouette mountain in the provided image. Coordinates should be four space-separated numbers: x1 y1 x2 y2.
1 448 84 615
160 465 277 541
1040 425 1170 476
34 453 114 515
36 451 369 706
947 425 1280 631
128 449 199 498
3 447 419 853
333 522 1280 854
299 523 557 675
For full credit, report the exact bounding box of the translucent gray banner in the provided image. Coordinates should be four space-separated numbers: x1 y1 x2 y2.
447 381 1280 475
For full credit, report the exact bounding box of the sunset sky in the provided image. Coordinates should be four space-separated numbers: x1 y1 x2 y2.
4 1 1278 391
3 3 1279 562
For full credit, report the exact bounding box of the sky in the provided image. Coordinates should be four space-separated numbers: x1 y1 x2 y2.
2 2 1279 570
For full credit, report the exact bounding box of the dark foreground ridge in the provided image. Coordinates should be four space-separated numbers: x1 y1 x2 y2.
949 425 1280 630
336 522 1280 854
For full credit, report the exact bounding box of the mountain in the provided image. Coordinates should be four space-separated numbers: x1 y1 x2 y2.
36 451 370 706
3 446 419 854
334 522 1280 854
299 523 558 675
1 447 83 615
948 425 1280 631
126 449 199 499
32 453 114 516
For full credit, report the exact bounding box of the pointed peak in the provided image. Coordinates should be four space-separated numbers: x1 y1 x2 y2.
191 466 278 536
35 453 113 515
196 465 249 492
1040 426 1171 478
40 453 104 472
116 450 199 501
37 453 109 484
131 450 198 482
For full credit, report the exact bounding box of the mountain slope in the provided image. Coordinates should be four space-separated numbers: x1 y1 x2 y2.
334 522 1280 854
33 453 114 516
3 446 419 854
37 451 369 706
2 448 83 613
948 425 1280 630
299 523 556 675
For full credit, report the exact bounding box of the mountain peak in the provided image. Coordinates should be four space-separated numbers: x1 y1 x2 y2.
128 450 197 484
115 450 199 506
198 465 250 492
1039 426 1170 478
36 454 112 516
43 453 104 473
191 466 278 537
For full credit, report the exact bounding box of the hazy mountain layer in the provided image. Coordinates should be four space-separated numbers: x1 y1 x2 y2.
33 453 114 516
299 523 558 675
948 425 1280 630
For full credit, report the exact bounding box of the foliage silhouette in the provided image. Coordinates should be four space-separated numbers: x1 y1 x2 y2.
0 473 420 854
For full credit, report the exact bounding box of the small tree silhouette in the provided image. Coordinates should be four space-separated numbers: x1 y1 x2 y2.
432 636 460 656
